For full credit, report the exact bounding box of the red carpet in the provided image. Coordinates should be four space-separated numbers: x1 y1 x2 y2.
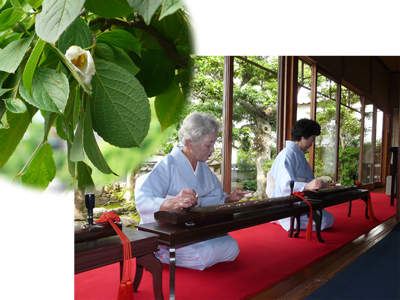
75 192 397 300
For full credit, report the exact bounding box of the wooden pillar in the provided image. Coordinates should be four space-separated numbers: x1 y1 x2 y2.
397 105 400 221
277 57 285 152
359 96 366 183
381 108 390 188
222 56 234 194
279 56 297 153
334 84 341 182
309 63 318 170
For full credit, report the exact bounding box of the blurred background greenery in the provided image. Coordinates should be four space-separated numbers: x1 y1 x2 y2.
1 98 176 193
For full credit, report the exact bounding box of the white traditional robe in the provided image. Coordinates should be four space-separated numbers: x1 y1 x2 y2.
135 146 239 270
271 141 334 231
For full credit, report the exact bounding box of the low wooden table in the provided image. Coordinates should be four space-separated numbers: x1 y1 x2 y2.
290 187 370 243
75 227 163 300
136 202 316 300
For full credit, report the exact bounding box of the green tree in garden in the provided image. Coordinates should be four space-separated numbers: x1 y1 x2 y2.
188 56 278 198
0 0 192 222
313 76 365 185
297 62 366 185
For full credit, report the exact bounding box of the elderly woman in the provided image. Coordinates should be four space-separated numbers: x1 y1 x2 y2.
135 112 248 270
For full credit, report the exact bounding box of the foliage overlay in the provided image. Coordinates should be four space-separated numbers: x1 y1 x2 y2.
0 0 191 191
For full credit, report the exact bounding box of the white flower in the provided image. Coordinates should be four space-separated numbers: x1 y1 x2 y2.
65 46 95 89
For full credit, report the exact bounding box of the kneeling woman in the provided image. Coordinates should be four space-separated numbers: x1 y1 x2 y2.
135 112 248 270
271 118 337 231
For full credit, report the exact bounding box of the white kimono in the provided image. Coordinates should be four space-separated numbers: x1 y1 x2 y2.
271 141 334 231
135 146 239 270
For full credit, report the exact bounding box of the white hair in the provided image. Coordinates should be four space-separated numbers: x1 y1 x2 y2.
178 112 221 145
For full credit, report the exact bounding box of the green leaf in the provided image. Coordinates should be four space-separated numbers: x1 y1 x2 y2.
97 30 141 56
155 79 185 131
70 113 84 162
152 8 188 44
12 21 26 33
0 7 24 32
136 49 175 97
159 0 182 20
57 18 93 55
0 105 38 170
84 0 133 18
77 161 95 190
43 111 57 140
55 114 68 141
10 0 21 8
175 67 191 98
4 97 27 113
19 68 69 114
0 0 7 10
23 38 46 96
98 44 140 76
135 28 162 50
21 142 56 190
0 71 10 87
94 43 114 61
127 0 162 25
0 88 10 97
66 140 75 178
112 47 140 76
83 102 117 175
90 59 150 148
56 82 79 142
0 110 9 129
25 0 43 9
0 33 35 73
36 0 85 44
38 44 60 69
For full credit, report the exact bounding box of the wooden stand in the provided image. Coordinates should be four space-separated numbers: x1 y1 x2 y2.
75 227 163 300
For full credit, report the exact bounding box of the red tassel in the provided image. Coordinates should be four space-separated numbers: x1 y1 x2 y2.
125 279 135 300
96 212 135 300
117 281 127 300
293 191 313 241
355 182 379 222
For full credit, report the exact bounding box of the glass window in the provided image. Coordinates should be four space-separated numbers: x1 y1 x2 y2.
362 100 374 185
297 59 312 120
233 56 278 197
374 109 383 183
339 86 362 185
314 72 337 181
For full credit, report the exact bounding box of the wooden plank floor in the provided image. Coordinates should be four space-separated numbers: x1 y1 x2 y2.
247 188 399 300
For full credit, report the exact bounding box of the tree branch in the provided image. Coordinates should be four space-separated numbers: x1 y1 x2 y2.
90 18 189 69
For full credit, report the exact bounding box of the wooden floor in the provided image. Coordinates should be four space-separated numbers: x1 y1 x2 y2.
247 188 399 300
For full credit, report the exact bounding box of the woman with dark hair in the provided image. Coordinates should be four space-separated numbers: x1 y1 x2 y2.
270 118 337 231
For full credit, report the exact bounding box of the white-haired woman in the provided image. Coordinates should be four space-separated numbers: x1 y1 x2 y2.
135 112 248 270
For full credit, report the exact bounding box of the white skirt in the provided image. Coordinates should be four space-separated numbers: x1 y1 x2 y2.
155 234 240 271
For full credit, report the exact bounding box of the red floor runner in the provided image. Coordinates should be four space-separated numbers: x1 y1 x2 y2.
75 192 397 300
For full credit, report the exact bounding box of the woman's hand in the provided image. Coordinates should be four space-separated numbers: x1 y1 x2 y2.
304 179 323 190
160 189 198 210
322 182 340 188
225 188 250 203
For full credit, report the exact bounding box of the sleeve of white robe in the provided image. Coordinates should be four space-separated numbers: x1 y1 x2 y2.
271 141 315 197
135 158 176 224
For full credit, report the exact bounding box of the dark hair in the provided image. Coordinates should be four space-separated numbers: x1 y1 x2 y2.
291 119 321 141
